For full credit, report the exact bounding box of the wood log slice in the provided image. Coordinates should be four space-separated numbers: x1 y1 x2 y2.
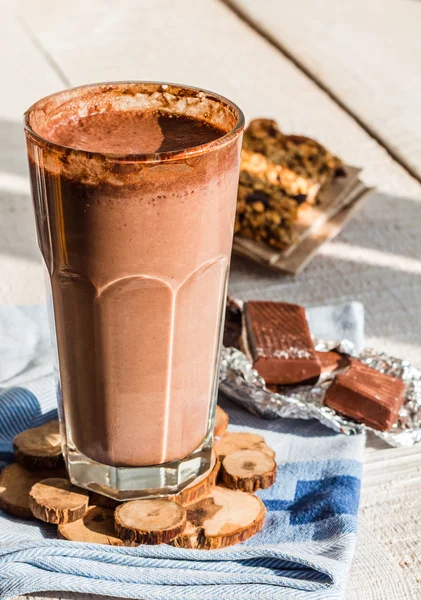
221 450 277 492
173 451 220 506
58 505 125 545
173 486 266 550
13 420 63 471
0 463 66 520
214 406 229 437
114 499 186 544
29 477 89 524
214 432 275 460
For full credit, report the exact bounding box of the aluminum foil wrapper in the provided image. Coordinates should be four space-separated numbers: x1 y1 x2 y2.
219 329 421 449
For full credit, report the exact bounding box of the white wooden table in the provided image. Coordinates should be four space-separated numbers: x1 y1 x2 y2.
1 1 420 597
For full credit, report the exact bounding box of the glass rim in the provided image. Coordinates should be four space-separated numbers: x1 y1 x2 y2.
24 81 245 163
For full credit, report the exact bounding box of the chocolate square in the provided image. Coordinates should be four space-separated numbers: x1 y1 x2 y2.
324 360 406 431
243 301 321 385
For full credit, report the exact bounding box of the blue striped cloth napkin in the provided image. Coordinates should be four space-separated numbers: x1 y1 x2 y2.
0 304 365 600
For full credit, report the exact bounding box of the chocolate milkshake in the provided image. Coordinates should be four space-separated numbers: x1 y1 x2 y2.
25 83 244 499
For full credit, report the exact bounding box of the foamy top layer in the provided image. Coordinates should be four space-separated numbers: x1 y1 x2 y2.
25 82 244 185
47 111 225 155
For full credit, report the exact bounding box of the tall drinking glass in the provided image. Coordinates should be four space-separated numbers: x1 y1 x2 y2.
24 82 244 499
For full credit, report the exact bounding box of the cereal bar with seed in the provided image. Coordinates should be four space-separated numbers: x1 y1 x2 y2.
235 119 344 249
235 170 299 248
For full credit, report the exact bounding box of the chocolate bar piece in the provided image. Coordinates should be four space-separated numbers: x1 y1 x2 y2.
243 301 321 385
316 351 349 374
324 360 405 431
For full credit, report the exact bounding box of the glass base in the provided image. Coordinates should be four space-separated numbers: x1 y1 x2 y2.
64 430 214 501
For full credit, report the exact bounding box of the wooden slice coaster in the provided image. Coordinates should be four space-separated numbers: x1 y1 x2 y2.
58 505 125 545
13 420 63 471
0 463 68 519
214 406 229 437
173 486 266 550
114 499 186 544
214 432 275 460
221 450 277 492
29 478 89 524
174 451 220 506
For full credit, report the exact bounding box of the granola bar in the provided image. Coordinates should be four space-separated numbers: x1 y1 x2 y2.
235 170 299 247
235 119 344 249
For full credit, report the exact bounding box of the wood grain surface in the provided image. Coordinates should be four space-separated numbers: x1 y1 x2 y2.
0 7 63 304
229 0 421 182
0 1 420 597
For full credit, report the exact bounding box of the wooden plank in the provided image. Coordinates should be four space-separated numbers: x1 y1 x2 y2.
357 440 421 596
346 518 417 599
228 0 421 181
0 7 65 121
0 6 64 304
